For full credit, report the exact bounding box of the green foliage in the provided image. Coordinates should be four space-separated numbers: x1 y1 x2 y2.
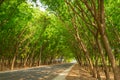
40 0 120 66
1 0 120 70
0 0 75 67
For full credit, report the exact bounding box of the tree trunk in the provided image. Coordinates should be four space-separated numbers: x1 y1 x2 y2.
97 0 119 80
100 33 118 80
23 54 29 67
0 57 5 71
73 19 96 77
29 50 35 67
38 47 42 66
11 53 17 70
11 41 19 70
76 54 82 66
95 54 101 80
96 38 110 80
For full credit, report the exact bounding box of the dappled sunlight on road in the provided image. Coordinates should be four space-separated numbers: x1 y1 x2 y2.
0 63 74 80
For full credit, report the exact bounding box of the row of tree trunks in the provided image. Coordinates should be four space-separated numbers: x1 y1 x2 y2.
96 38 110 80
95 53 101 80
0 56 59 71
64 0 119 80
97 0 119 80
72 17 96 78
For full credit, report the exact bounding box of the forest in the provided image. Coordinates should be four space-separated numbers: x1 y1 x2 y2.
0 0 120 80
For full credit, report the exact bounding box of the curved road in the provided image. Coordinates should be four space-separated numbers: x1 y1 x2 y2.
0 63 74 80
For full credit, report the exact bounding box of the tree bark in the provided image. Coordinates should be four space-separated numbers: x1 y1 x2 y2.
23 54 29 67
97 0 119 80
11 43 19 70
95 54 101 80
38 46 42 66
72 18 96 78
96 38 110 80
11 54 17 70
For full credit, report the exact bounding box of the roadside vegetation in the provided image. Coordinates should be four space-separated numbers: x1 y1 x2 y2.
0 0 120 80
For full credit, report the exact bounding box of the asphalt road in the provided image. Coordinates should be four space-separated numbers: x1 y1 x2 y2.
0 63 74 80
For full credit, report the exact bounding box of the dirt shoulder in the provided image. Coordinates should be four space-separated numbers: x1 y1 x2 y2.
66 64 120 80
66 64 96 80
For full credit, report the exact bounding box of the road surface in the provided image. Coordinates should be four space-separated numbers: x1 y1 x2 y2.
0 63 74 80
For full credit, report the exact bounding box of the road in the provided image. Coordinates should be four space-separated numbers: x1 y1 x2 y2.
0 63 74 80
